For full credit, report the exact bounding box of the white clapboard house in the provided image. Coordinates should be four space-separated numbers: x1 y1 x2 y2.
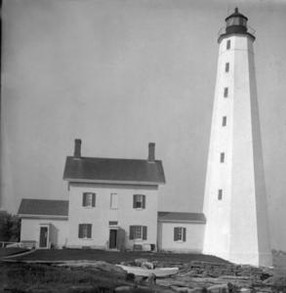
18 139 206 252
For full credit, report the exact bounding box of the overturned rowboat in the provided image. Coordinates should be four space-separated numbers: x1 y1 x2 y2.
116 264 179 277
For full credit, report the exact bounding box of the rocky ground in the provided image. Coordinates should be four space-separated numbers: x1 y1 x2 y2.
1 258 286 293
121 258 286 292
156 260 281 292
1 249 286 292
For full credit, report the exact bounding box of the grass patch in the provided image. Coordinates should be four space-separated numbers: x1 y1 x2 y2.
0 262 128 293
9 248 229 265
0 249 228 292
0 248 29 258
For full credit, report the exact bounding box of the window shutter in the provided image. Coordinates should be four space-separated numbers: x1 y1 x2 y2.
142 195 146 209
78 224 83 238
87 224 92 238
133 195 136 208
129 226 134 240
110 194 113 208
143 226 147 240
183 228 186 242
92 194 96 207
174 227 178 241
82 193 86 207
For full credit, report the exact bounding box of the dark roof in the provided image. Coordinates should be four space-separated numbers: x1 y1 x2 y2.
225 8 248 21
18 199 69 217
158 212 206 223
63 156 165 185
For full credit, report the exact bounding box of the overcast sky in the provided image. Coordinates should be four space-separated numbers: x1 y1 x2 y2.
2 0 286 250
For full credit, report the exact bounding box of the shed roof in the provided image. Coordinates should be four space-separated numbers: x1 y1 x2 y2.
63 156 165 185
158 212 206 224
18 199 69 217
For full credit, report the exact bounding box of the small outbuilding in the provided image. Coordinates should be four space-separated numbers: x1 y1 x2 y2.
157 212 206 253
18 199 69 248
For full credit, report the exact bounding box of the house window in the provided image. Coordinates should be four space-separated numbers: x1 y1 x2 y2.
82 193 96 207
174 227 186 242
129 225 147 240
220 152 225 163
110 193 118 209
78 224 92 239
222 116 227 127
224 87 229 98
218 189 223 200
133 194 146 209
226 40 231 50
225 62 230 72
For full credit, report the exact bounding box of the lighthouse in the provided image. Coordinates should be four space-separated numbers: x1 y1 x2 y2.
203 8 272 266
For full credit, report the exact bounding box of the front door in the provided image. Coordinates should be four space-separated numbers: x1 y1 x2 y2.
39 226 48 248
109 229 117 249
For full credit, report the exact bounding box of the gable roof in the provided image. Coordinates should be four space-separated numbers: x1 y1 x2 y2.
18 199 69 218
158 212 206 224
63 156 165 185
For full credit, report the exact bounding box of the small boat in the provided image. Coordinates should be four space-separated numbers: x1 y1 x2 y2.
116 264 179 278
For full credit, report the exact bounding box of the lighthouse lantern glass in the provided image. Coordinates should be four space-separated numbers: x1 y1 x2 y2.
227 17 247 27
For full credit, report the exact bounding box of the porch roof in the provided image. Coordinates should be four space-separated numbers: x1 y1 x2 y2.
18 199 69 217
158 212 206 224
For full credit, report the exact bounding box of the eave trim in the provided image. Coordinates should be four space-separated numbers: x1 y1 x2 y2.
19 214 68 220
63 178 165 185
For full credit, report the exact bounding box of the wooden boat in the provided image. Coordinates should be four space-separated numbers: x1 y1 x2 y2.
116 264 179 277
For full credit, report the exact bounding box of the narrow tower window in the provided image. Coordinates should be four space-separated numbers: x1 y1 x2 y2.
222 116 227 126
224 87 229 98
225 62 230 72
218 189 223 200
226 40 231 50
220 152 225 163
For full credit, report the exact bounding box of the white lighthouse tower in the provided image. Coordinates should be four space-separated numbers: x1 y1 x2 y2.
203 8 272 266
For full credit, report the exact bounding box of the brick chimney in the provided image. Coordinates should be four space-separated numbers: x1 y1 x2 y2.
74 139 82 158
148 142 155 162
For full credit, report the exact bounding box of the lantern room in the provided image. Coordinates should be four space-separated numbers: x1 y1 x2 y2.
218 7 255 43
225 7 248 34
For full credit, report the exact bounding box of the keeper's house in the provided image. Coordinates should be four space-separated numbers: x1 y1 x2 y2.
18 140 206 252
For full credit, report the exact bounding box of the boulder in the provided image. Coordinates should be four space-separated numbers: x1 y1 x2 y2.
170 285 195 293
239 289 251 293
146 273 156 285
170 286 208 293
207 284 228 293
92 261 127 277
126 273 136 282
134 258 148 266
114 285 134 292
134 258 156 269
142 261 155 269
187 288 208 293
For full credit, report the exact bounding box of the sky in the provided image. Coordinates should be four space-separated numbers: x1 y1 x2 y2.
1 0 286 250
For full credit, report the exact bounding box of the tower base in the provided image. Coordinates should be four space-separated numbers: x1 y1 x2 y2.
229 252 273 267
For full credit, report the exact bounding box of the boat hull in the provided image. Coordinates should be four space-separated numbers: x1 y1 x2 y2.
116 265 179 277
